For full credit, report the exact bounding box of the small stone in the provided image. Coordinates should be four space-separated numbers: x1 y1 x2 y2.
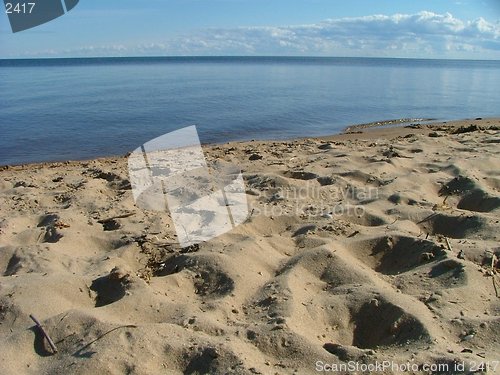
102 219 121 231
205 347 219 358
461 334 474 341
109 266 130 281
318 143 333 150
249 153 263 161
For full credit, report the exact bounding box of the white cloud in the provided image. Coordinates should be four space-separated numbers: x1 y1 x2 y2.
20 12 500 58
178 12 500 57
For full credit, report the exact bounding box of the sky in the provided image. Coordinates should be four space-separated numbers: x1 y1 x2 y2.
1 0 500 59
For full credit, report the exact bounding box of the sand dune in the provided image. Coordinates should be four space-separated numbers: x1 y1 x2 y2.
1 118 499 374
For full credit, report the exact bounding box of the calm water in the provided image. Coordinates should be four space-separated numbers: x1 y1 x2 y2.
1 56 499 165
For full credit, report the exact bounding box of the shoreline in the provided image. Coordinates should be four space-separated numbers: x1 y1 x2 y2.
1 117 498 169
342 117 436 132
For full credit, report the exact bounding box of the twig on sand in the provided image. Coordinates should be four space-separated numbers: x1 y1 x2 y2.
417 212 438 225
74 324 137 355
30 314 58 354
347 230 360 238
444 237 452 251
244 208 255 223
492 255 499 298
385 217 399 230
97 212 135 224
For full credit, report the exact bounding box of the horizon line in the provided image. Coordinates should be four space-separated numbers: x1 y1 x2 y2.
1 55 500 62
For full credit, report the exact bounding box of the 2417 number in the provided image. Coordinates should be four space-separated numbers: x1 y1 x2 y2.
5 3 35 14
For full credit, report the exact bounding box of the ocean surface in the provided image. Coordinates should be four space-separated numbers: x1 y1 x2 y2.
1 56 499 165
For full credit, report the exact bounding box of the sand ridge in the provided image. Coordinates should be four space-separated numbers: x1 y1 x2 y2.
0 118 499 374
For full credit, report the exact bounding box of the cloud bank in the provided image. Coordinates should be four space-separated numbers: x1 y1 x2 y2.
29 12 500 58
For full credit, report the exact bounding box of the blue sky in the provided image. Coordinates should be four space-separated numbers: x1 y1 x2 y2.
1 0 500 59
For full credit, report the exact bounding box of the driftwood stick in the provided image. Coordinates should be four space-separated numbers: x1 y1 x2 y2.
74 324 137 355
491 255 499 298
416 212 438 225
30 314 58 354
97 212 135 224
444 237 452 251
347 230 360 238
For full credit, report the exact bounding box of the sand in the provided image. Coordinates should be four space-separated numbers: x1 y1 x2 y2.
0 118 499 374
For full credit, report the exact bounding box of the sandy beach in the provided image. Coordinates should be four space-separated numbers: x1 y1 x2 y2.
1 118 499 374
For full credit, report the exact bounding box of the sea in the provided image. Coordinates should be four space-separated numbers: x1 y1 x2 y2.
0 56 499 165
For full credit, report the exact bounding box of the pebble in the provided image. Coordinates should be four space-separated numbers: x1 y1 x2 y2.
462 334 474 341
249 153 263 161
